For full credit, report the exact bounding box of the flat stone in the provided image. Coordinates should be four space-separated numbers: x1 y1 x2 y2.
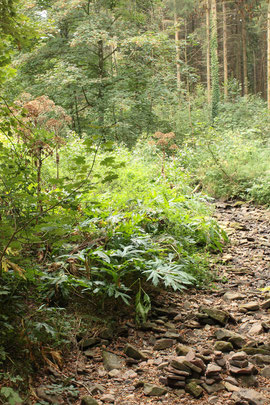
185 320 202 328
237 375 258 388
185 349 196 361
189 357 206 373
167 379 186 388
102 351 124 371
185 382 204 398
198 353 212 364
163 331 182 340
197 313 216 325
215 328 246 348
214 350 223 357
154 338 174 350
122 370 137 379
183 360 202 374
261 299 270 309
261 366 270 378
153 307 178 318
230 359 249 368
239 302 260 312
186 378 203 385
202 382 224 394
124 344 148 361
81 338 100 350
262 322 270 331
250 354 270 365
229 335 247 349
223 291 245 301
200 306 229 325
249 323 264 335
143 383 167 396
224 381 240 392
81 397 99 405
205 377 220 385
165 367 190 377
229 363 257 375
230 352 248 361
99 327 114 340
100 394 115 403
157 361 169 370
232 388 267 405
206 363 222 376
242 346 270 356
167 374 186 381
140 322 158 331
176 344 191 356
214 340 234 352
216 359 226 367
108 369 122 378
225 376 239 386
170 357 192 373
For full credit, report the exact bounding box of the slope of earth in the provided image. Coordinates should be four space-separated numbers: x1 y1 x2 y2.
33 202 270 405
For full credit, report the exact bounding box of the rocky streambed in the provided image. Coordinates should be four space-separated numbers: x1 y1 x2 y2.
35 202 270 405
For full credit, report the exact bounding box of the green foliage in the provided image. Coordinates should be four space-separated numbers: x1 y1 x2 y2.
0 387 23 405
36 143 226 312
135 284 151 324
180 96 270 205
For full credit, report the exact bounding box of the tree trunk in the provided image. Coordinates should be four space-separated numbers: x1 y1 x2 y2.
74 90 82 138
267 0 270 108
241 6 248 95
97 39 106 139
185 19 193 134
211 0 219 119
223 0 228 99
235 18 241 86
206 0 211 104
174 0 181 95
253 51 257 94
37 148 43 215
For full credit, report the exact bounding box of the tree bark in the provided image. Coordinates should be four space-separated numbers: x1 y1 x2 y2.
97 39 106 139
211 0 219 119
223 0 228 99
267 0 270 108
241 5 248 95
174 0 181 94
206 0 211 104
185 19 193 134
253 50 257 94
235 18 241 86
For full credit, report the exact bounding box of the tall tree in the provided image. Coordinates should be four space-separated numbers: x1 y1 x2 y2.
267 0 270 110
174 0 181 95
223 0 228 99
206 0 211 104
241 2 249 95
211 0 220 118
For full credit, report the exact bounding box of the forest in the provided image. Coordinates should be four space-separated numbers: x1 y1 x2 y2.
1 0 270 404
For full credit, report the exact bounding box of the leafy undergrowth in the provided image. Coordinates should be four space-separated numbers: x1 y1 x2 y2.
180 96 270 205
0 144 227 402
